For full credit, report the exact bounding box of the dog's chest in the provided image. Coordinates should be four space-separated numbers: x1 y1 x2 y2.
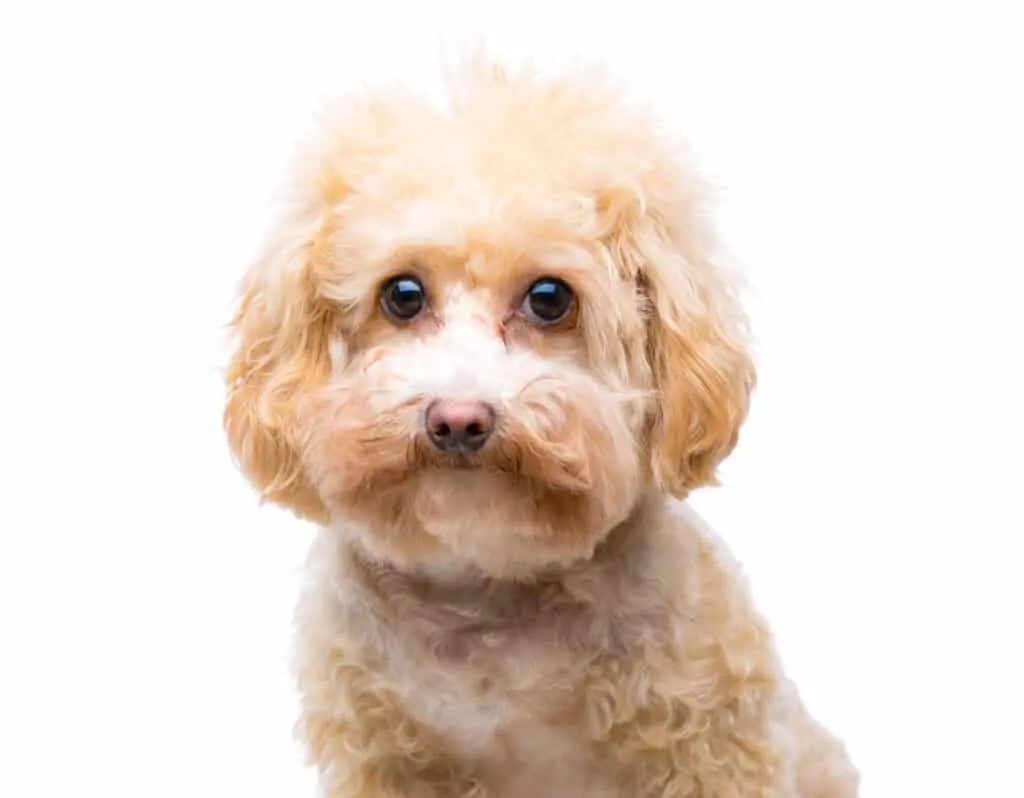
397 657 617 798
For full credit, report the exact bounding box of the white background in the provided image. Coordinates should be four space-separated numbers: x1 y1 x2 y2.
1 1 1022 796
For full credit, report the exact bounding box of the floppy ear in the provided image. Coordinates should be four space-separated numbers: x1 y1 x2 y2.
609 178 756 498
223 199 335 525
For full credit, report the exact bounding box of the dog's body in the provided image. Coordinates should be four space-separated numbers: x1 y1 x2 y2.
224 61 858 796
295 500 856 797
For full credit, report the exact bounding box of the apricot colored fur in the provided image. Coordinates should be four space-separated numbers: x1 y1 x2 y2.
224 60 858 797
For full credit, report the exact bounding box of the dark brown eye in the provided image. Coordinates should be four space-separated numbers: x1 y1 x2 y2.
380 275 426 321
520 278 575 325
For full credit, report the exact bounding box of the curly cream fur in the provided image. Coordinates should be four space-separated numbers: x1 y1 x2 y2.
224 60 858 797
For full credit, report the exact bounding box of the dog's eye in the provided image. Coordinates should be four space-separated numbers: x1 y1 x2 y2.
380 275 426 321
520 278 575 325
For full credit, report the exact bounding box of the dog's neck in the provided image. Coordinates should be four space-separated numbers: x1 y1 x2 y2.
339 492 669 634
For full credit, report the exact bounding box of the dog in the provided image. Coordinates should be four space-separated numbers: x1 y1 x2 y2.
223 60 859 797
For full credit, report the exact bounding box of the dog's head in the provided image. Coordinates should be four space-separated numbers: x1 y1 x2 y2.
224 64 754 578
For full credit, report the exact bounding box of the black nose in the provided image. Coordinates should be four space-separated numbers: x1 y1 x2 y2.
425 399 495 453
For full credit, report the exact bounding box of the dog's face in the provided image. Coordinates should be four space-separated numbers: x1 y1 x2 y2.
225 66 754 578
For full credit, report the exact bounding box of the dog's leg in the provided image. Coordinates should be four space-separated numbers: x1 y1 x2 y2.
587 665 795 797
297 662 485 798
785 690 860 798
586 656 857 797
584 534 858 797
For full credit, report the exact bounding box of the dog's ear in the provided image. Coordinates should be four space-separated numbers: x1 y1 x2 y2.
223 194 336 525
607 172 756 498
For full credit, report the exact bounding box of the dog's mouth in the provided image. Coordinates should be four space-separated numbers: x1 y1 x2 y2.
441 459 483 471
425 450 514 475
416 441 594 498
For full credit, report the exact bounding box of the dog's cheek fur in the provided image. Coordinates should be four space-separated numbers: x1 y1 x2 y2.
301 377 421 499
297 374 444 567
497 371 643 522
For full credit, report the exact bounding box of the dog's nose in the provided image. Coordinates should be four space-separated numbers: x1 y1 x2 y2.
425 399 495 454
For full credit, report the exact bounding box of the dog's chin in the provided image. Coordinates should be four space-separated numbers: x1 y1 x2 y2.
323 463 600 579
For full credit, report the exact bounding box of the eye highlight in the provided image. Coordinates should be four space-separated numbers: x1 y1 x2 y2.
380 275 426 322
519 278 575 325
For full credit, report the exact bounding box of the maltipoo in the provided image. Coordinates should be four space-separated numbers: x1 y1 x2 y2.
224 60 858 797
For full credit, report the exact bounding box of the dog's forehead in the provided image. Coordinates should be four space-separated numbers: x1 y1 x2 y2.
339 187 602 286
